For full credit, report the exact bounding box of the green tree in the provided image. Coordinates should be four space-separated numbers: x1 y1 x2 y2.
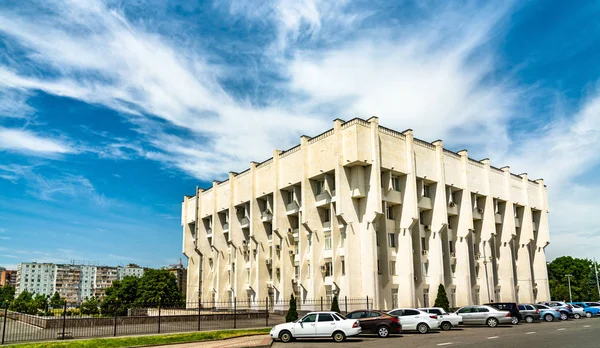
135 269 183 306
9 290 36 314
32 294 49 312
49 292 63 308
285 294 298 322
0 284 16 304
433 284 450 311
330 295 340 312
100 276 140 316
548 256 600 302
80 297 100 315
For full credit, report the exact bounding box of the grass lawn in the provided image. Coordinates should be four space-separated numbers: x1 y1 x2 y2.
3 328 271 347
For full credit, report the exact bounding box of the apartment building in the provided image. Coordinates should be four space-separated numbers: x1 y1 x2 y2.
14 262 144 303
1 269 17 287
164 260 187 298
181 117 551 310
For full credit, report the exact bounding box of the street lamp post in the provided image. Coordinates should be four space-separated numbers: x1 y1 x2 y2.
566 274 573 303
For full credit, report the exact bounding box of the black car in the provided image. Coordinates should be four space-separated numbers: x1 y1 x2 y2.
485 302 522 324
345 310 402 337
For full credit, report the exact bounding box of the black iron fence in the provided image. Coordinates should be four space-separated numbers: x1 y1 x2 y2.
0 296 372 345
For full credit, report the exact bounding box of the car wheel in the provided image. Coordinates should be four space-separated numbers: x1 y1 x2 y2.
440 321 452 331
332 331 346 343
544 314 554 322
560 312 568 321
511 317 520 325
279 330 293 343
377 325 390 338
586 312 592 318
525 316 534 323
573 313 581 319
417 323 429 334
487 317 499 328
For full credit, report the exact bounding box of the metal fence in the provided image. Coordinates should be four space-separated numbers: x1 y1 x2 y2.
0 296 372 345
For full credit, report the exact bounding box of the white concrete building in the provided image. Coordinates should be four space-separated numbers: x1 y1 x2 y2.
181 117 551 310
16 263 56 297
117 266 145 279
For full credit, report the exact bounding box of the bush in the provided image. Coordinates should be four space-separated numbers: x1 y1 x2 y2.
330 295 340 312
285 294 298 322
433 284 450 312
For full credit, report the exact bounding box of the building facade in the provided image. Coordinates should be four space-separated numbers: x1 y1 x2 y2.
181 117 551 310
14 262 144 303
1 269 17 287
164 260 187 298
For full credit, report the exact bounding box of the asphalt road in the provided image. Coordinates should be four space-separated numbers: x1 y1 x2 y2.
272 317 600 348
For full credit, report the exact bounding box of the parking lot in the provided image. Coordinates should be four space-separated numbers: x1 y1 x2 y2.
272 318 598 348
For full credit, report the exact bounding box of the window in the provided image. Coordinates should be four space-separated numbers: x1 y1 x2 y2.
340 232 345 247
376 231 380 246
324 235 332 250
386 206 394 220
391 176 401 191
392 289 398 308
449 241 455 253
389 261 396 275
421 237 427 251
388 233 396 248
323 209 330 222
422 262 429 276
368 311 381 318
475 307 489 313
294 244 299 255
294 266 299 279
316 180 325 195
318 313 335 322
324 262 333 277
287 190 294 204
346 311 364 319
419 211 425 224
423 288 430 307
423 185 430 198
307 263 310 279
377 260 381 274
457 307 472 314
518 305 525 310
341 260 346 275
389 310 402 316
302 314 317 323
403 309 420 316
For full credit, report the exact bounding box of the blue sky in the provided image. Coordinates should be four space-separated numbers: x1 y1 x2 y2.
0 0 599 270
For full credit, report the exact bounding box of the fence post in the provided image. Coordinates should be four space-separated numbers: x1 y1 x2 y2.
157 299 162 334
60 300 67 339
320 297 323 311
366 296 369 310
113 300 118 337
233 297 237 329
197 299 201 331
1 301 8 345
265 297 269 327
344 296 348 313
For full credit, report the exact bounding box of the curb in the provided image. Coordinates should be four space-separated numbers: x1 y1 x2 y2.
239 336 273 348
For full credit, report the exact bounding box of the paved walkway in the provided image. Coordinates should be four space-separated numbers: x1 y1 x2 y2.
156 334 272 348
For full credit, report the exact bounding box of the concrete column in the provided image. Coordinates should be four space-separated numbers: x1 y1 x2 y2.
498 167 517 302
515 174 534 303
479 160 496 303
427 140 448 306
367 116 383 307
533 179 551 301
398 129 418 307
454 150 474 306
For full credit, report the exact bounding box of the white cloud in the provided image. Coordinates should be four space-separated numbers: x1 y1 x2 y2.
0 127 75 155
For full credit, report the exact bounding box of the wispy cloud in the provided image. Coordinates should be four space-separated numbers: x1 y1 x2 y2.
0 127 75 156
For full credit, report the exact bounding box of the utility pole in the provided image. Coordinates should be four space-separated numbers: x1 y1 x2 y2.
594 258 600 299
566 274 573 303
483 241 491 302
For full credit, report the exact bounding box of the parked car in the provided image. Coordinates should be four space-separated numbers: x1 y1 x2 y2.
570 304 585 319
455 305 513 327
387 308 440 333
537 301 573 320
345 310 401 337
571 302 600 317
517 304 541 323
533 304 561 322
419 307 463 330
485 302 523 324
270 312 361 343
583 301 600 309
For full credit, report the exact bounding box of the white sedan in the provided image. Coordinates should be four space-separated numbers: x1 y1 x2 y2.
419 307 463 330
387 308 440 333
270 311 361 343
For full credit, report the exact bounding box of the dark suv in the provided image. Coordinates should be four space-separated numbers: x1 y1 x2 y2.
345 310 402 337
485 302 522 324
